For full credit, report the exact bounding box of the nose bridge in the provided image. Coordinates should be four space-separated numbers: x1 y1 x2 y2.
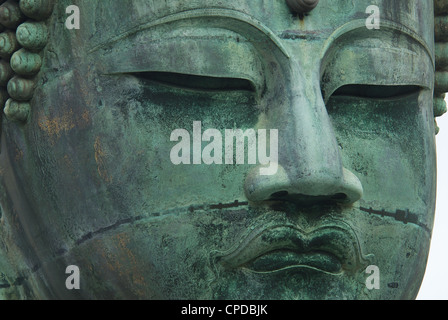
245 59 363 204
277 62 343 188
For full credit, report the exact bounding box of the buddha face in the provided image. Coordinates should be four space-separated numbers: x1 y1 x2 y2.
0 0 437 299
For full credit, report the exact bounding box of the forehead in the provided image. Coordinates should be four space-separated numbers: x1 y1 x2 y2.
74 0 434 51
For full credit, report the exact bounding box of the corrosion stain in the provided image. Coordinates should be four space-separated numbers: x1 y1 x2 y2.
63 154 75 175
15 148 24 161
95 232 146 297
116 233 145 289
94 137 112 183
38 109 90 144
299 14 305 27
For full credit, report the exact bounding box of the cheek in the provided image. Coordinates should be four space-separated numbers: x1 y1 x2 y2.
324 91 436 299
88 75 262 212
327 91 436 216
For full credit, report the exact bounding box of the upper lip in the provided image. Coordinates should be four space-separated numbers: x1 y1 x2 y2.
217 222 365 274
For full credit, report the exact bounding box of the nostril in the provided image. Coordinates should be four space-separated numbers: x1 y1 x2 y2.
331 193 348 202
270 191 289 198
269 192 349 206
244 165 363 204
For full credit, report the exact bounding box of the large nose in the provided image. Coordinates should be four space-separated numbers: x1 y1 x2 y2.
244 61 363 206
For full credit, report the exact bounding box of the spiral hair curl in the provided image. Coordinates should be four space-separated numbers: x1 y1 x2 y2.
0 0 53 122
435 0 448 131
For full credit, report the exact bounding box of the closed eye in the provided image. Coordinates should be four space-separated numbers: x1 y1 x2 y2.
332 84 421 99
133 71 256 92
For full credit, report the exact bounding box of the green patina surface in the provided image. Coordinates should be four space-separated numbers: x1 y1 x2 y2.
0 0 445 299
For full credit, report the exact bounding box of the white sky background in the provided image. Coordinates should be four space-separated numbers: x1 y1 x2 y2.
417 100 448 300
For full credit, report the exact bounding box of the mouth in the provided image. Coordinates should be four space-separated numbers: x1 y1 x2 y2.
217 224 364 275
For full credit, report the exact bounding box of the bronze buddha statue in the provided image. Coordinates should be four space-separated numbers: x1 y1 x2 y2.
0 0 446 300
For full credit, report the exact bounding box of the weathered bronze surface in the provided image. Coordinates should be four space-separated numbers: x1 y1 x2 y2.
0 0 446 299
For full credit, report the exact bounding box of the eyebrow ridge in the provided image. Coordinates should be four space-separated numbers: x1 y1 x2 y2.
320 19 434 69
88 8 290 59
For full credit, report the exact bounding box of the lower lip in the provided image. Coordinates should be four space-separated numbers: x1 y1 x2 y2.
245 250 342 274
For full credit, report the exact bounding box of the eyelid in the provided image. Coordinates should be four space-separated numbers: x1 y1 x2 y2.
321 47 433 103
97 28 265 94
331 84 421 100
133 71 256 92
320 26 434 103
